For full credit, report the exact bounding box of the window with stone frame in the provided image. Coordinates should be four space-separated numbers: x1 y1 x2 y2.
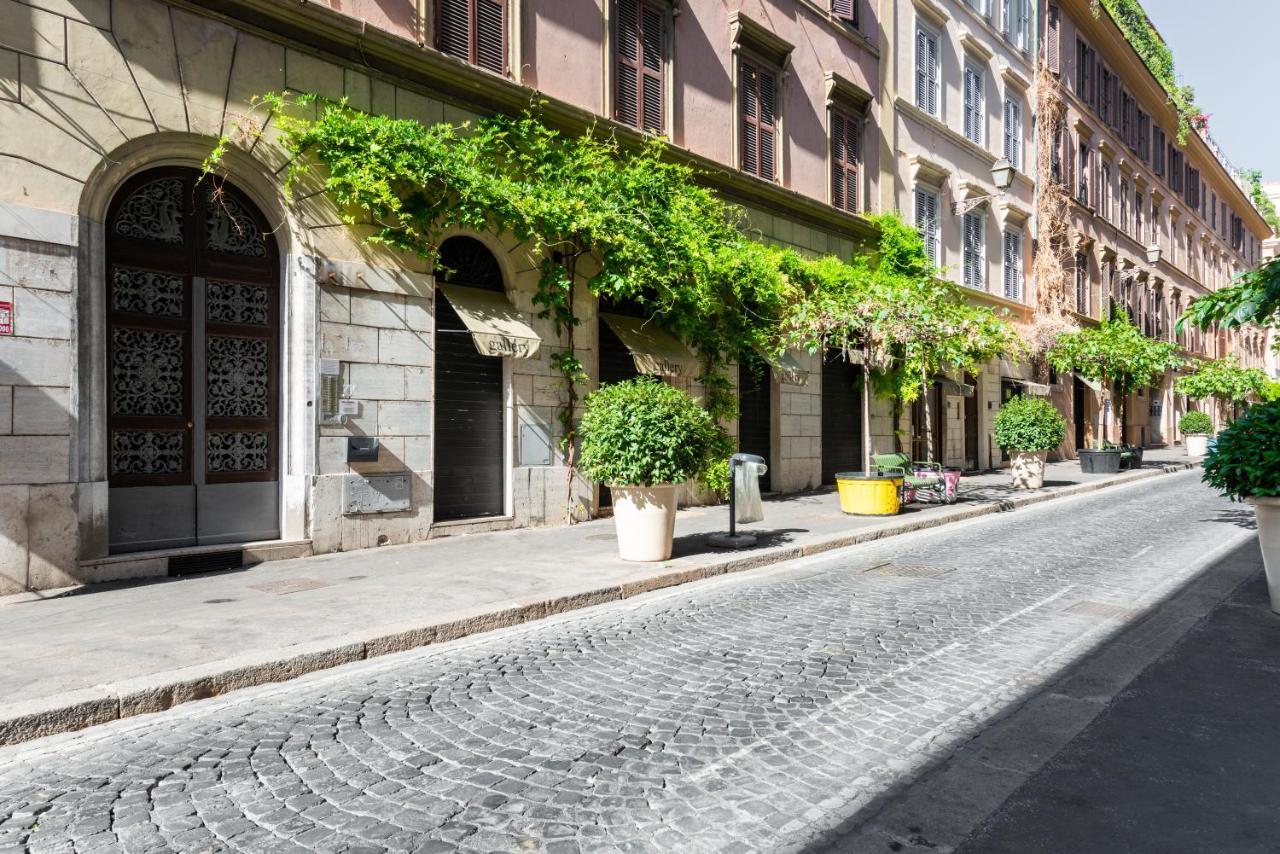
614 0 667 134
1002 229 1023 301
915 187 940 267
963 210 986 289
916 27 940 117
830 108 862 213
739 56 779 182
436 0 507 75
963 62 984 145
1075 251 1090 316
1003 96 1022 169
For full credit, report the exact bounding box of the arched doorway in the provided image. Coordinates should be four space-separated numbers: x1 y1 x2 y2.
106 167 280 552
433 236 507 521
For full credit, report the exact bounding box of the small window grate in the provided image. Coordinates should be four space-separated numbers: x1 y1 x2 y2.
169 550 244 576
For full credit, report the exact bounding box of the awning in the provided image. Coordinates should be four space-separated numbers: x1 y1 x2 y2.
1075 372 1104 396
758 349 809 386
1011 379 1052 396
600 313 699 377
937 378 975 398
438 284 541 359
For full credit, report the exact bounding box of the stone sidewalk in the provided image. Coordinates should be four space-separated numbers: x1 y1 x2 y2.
0 448 1200 744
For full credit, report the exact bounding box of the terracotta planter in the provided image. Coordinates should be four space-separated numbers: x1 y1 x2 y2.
1251 497 1280 614
1185 434 1209 457
1010 450 1048 489
610 484 678 561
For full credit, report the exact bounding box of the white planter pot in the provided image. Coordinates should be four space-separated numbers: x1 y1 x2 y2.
1010 450 1048 490
610 483 678 562
1185 434 1209 457
1250 496 1280 614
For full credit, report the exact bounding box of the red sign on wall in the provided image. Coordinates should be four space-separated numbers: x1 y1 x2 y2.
0 301 11 336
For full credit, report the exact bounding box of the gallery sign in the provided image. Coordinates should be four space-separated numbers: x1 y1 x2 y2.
0 301 11 335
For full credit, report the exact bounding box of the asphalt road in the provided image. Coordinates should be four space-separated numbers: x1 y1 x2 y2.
0 471 1258 854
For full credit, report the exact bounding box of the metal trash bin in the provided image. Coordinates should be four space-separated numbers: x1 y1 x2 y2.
709 453 768 549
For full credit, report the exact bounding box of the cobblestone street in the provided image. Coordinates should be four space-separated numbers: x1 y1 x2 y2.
0 472 1258 854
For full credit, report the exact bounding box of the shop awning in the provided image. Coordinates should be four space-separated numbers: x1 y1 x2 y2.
1075 372 1104 396
759 349 809 386
438 284 541 359
937 378 975 397
600 313 699 377
999 357 1050 396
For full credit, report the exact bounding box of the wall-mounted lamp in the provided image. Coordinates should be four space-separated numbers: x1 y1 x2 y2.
953 158 1018 215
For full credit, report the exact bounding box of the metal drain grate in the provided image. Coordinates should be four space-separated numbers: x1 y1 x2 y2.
169 550 243 576
1063 600 1131 619
248 577 334 595
860 562 955 579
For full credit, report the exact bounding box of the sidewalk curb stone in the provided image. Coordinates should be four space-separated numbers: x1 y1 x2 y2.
0 461 1200 747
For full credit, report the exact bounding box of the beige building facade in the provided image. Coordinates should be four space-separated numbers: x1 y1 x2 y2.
0 0 896 593
1046 0 1273 444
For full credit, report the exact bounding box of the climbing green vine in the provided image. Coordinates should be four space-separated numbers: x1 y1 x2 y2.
1092 0 1201 144
1241 170 1280 236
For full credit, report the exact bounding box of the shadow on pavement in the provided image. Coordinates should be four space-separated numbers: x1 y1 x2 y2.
803 535 1270 854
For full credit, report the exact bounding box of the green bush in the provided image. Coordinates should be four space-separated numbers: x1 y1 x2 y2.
1178 410 1213 435
1203 401 1280 502
993 396 1067 453
578 378 719 487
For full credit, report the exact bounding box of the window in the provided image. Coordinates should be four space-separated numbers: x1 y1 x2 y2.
1210 192 1217 230
1003 0 1030 51
915 188 940 266
1100 161 1112 221
614 0 666 134
1003 230 1023 300
1134 187 1143 242
963 64 984 145
1051 123 1063 184
831 0 858 27
1077 141 1090 205
1075 252 1090 316
915 28 940 117
739 58 778 181
1044 3 1060 71
1119 178 1130 234
1100 68 1112 125
1152 127 1166 177
963 211 985 289
830 109 861 213
1151 201 1159 247
1076 40 1095 103
1137 110 1149 162
1003 97 1022 169
436 0 507 75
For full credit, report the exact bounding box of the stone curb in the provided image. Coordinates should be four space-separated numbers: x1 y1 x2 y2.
0 460 1201 747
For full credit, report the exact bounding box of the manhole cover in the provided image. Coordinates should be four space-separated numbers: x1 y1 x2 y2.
860 562 955 578
1062 600 1131 619
248 578 334 595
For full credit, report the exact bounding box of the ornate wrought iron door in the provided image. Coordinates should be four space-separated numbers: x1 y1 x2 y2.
106 168 279 552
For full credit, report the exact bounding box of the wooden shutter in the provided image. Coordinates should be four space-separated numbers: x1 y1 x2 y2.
614 0 665 133
963 68 975 141
1003 98 1020 167
963 212 983 288
831 110 860 213
1046 5 1061 75
832 0 857 25
916 30 938 115
436 0 506 75
1003 232 1020 299
740 59 777 181
916 190 938 264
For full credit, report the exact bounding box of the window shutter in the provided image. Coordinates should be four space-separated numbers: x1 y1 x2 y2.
615 0 640 128
639 2 665 133
740 62 759 177
1046 5 1061 75
963 69 975 141
831 111 846 211
831 0 857 24
437 0 472 60
475 0 506 74
758 67 777 181
964 212 983 288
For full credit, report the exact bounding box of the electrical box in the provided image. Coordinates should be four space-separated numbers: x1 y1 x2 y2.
520 423 553 466
347 437 380 462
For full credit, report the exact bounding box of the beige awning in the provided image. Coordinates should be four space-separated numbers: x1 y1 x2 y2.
759 350 809 386
438 284 541 359
938 378 975 398
600 313 699 377
1075 372 1104 396
999 357 1049 396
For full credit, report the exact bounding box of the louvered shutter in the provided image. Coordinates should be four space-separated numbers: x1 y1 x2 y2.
615 0 640 128
758 67 777 181
927 37 938 116
916 30 934 113
916 190 938 264
437 0 471 60
832 0 857 24
740 62 758 177
475 0 506 74
1046 5 1061 75
831 111 846 210
1003 99 1019 168
844 116 860 211
964 212 983 288
963 69 975 141
638 3 665 133
1003 232 1020 299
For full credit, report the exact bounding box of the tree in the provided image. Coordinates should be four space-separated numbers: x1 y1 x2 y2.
783 213 1019 469
1048 313 1183 446
1178 257 1280 332
1175 355 1271 423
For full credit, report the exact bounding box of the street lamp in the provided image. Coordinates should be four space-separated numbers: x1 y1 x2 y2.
953 158 1017 215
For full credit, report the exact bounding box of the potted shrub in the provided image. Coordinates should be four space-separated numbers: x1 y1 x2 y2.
1178 410 1213 457
578 378 718 562
994 396 1067 489
1202 401 1280 612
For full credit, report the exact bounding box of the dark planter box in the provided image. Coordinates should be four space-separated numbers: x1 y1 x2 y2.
1079 448 1123 474
1126 446 1144 469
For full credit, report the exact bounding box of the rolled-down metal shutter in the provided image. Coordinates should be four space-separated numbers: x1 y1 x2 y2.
821 351 863 484
738 361 772 492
